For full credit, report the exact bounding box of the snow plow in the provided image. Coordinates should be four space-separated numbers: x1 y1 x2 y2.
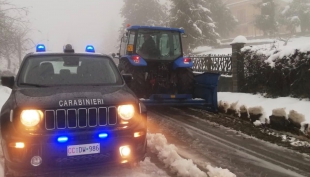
112 25 220 112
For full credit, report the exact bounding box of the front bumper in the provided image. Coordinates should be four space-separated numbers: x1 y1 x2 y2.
2 128 147 176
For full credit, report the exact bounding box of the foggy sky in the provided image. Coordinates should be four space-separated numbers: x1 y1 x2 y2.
9 0 124 54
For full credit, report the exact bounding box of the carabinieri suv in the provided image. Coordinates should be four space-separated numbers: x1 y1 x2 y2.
0 44 147 177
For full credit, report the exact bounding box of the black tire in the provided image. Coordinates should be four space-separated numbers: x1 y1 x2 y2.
119 59 147 98
177 68 195 94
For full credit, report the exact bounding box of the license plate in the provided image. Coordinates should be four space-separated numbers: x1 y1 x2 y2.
67 143 100 156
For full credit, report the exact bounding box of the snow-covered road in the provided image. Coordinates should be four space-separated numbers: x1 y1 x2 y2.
149 107 310 177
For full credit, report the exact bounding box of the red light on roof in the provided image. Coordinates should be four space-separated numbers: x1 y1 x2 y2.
131 55 140 63
184 58 191 63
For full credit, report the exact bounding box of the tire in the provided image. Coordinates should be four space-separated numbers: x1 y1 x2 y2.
119 59 147 98
177 68 195 94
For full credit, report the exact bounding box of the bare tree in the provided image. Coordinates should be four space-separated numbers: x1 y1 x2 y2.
0 0 29 73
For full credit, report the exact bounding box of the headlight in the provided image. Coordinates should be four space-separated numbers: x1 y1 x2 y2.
118 105 134 120
20 110 43 127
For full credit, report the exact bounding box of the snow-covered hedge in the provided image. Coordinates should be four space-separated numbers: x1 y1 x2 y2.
240 46 310 98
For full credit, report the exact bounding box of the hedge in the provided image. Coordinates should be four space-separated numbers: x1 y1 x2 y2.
240 47 310 99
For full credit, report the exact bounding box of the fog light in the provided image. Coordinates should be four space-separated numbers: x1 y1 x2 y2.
134 131 145 138
15 142 25 148
9 142 25 148
31 156 42 166
119 146 131 157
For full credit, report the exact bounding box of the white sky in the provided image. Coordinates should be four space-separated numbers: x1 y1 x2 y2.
9 0 124 54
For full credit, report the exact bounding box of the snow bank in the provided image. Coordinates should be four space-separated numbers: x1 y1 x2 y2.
147 133 235 177
218 92 310 124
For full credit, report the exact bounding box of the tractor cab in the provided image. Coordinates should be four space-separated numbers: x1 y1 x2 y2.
118 26 185 62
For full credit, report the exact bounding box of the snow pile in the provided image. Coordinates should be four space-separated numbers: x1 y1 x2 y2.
253 120 262 127
206 165 236 177
272 108 287 118
147 133 207 177
231 35 247 44
218 92 310 123
288 110 305 128
147 133 235 177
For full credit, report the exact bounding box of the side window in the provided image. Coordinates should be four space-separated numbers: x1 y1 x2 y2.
136 33 144 52
119 36 128 56
128 32 135 45
173 35 181 56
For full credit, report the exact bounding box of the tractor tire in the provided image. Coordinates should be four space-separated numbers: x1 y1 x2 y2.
177 68 195 94
119 59 147 98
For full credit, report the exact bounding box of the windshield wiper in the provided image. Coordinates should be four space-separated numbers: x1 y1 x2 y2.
19 83 50 87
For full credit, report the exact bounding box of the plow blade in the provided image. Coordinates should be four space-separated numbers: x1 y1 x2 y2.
139 72 220 113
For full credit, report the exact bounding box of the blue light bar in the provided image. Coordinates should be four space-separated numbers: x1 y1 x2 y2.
98 133 108 139
86 45 95 53
57 136 68 143
36 44 46 52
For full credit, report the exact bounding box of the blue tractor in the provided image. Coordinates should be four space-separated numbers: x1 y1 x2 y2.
113 25 220 112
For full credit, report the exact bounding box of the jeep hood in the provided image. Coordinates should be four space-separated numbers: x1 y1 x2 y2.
14 85 137 108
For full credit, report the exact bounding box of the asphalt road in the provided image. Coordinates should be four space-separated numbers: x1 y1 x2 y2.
149 107 310 177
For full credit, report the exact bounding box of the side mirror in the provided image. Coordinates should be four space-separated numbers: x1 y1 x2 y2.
1 76 15 89
122 74 132 86
111 53 116 58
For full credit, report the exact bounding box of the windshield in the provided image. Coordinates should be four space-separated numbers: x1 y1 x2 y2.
17 55 123 86
135 30 182 60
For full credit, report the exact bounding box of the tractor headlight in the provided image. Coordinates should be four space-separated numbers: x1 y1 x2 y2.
118 105 134 120
20 110 43 127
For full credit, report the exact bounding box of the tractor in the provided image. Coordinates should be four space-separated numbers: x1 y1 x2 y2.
112 25 220 112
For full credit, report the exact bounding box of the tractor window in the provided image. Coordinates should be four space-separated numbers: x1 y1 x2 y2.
119 36 128 56
135 30 182 60
129 31 135 44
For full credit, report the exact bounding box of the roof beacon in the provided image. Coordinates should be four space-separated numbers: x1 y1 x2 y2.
36 44 46 52
85 45 95 53
63 44 74 53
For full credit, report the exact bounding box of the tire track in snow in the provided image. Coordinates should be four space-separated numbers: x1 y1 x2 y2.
150 108 310 177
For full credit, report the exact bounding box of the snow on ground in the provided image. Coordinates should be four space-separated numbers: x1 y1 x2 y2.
193 36 310 56
218 92 310 124
147 133 236 177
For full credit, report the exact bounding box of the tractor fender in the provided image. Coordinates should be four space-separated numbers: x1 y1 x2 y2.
173 57 193 69
120 55 147 66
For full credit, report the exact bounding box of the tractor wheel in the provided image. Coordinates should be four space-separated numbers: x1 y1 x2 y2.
177 68 195 94
119 59 147 98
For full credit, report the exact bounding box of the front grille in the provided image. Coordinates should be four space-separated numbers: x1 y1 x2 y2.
44 107 117 130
